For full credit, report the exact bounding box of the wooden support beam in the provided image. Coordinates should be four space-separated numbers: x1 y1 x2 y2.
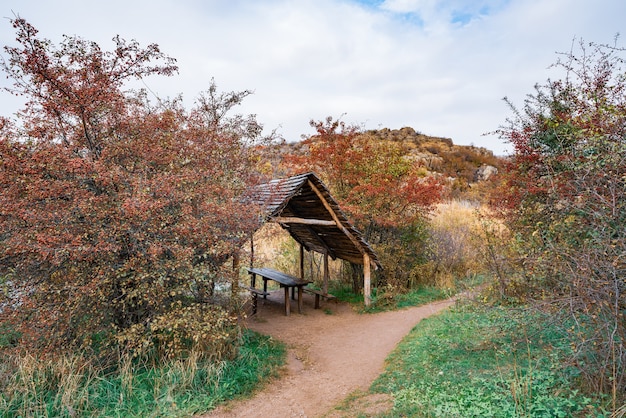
288 226 338 260
284 286 291 316
323 252 329 295
249 234 254 268
299 244 305 280
307 180 365 255
232 252 240 308
271 216 336 226
363 252 371 307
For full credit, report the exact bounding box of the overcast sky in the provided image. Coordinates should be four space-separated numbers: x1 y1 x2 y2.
1 0 624 155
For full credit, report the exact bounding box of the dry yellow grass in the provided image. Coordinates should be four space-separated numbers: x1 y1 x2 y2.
420 200 504 287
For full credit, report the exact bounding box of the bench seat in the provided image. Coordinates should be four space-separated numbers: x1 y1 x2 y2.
243 286 269 297
242 286 270 315
303 287 336 309
246 267 311 316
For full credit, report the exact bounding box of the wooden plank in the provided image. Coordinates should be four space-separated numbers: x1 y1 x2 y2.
293 225 338 259
303 287 336 309
247 267 310 287
299 244 305 280
250 233 255 268
364 252 371 307
271 216 336 226
284 286 290 316
242 286 269 296
307 180 368 258
323 252 329 295
303 288 336 298
247 267 311 315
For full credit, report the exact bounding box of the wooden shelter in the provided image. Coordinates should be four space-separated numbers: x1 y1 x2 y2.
249 172 382 306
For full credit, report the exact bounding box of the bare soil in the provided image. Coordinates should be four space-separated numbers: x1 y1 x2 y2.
202 291 455 418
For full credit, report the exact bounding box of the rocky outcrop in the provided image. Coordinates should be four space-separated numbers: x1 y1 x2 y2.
474 164 498 182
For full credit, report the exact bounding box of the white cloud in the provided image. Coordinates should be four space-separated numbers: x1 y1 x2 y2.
1 0 625 155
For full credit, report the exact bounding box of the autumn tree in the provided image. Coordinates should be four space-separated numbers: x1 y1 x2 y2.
287 117 442 291
0 18 269 362
496 38 626 406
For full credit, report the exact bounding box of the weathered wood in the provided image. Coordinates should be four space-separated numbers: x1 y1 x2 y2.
284 286 290 316
247 267 311 316
271 216 336 226
307 180 367 258
250 172 381 270
248 267 310 287
303 287 337 309
323 252 329 295
242 286 269 296
249 173 382 309
242 286 269 315
250 233 255 268
299 244 305 280
363 252 371 307
232 252 240 301
302 226 338 259
298 286 304 314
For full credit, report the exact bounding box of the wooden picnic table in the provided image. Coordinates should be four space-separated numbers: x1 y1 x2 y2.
246 267 312 316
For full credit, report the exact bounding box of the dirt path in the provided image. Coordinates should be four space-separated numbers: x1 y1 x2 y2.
202 292 455 418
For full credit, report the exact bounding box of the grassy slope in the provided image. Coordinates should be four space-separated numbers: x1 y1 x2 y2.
0 330 285 418
368 303 606 417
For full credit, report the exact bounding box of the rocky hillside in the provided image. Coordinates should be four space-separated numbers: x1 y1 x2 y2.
363 127 501 184
271 126 502 193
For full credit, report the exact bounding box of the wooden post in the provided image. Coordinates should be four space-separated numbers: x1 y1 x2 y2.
284 286 291 316
323 252 329 295
299 246 306 311
232 252 240 311
297 286 304 314
250 234 255 268
293 243 304 301
231 252 239 296
299 244 305 280
363 253 371 307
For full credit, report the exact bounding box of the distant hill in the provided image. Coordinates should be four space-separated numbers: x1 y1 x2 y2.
363 127 501 184
271 126 502 192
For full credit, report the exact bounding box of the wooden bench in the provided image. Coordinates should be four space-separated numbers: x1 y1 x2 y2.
242 286 270 315
303 287 337 309
246 267 311 316
243 286 270 297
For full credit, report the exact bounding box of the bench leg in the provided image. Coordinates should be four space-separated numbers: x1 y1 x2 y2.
314 294 320 309
283 286 290 316
297 286 303 314
251 293 258 315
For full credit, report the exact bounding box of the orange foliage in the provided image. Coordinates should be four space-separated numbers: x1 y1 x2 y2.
0 19 270 361
285 117 443 287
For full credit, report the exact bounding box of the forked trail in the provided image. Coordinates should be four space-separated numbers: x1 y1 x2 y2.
202 292 455 418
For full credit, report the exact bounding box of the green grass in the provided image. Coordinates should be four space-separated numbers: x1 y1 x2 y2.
330 284 451 313
330 273 489 313
0 329 285 417
393 287 451 309
363 286 451 313
368 304 606 417
331 284 365 304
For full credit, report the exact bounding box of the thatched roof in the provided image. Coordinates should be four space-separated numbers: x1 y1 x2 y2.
250 172 381 269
